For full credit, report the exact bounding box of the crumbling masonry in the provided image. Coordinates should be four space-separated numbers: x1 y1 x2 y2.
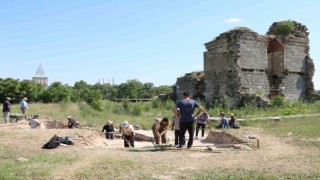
176 21 319 106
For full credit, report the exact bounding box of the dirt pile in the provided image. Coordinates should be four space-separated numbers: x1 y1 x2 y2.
206 131 246 144
73 131 107 148
44 120 65 129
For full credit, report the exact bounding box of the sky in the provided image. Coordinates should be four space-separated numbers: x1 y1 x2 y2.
0 0 319 89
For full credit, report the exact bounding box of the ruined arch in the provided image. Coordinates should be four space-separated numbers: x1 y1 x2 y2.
267 38 285 96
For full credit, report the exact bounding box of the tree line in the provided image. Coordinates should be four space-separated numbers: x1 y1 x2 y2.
0 78 174 111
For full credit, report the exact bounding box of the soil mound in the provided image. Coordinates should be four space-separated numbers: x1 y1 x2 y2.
206 131 246 144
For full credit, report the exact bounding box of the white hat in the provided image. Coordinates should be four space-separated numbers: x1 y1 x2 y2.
67 116 72 119
121 121 129 128
155 118 161 122
23 97 28 101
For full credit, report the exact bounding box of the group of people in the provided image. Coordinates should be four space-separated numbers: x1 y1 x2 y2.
104 91 240 149
2 97 29 123
170 92 240 148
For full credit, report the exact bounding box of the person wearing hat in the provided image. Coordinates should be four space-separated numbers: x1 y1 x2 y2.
229 113 240 129
195 112 209 139
102 120 115 139
66 116 76 129
152 117 169 144
217 112 229 129
120 120 135 148
2 97 12 123
20 97 29 120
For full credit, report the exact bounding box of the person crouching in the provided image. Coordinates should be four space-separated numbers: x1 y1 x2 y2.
102 120 115 139
152 117 169 144
120 120 135 148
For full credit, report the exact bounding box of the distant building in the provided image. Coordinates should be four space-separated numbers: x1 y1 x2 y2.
33 64 48 87
176 20 320 106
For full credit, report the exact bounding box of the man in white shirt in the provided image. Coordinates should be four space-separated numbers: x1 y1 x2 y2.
20 97 29 120
120 120 135 148
29 115 40 129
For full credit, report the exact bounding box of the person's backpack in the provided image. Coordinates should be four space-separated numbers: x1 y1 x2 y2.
42 134 61 149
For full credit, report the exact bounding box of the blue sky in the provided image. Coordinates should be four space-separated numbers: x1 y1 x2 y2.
0 0 319 89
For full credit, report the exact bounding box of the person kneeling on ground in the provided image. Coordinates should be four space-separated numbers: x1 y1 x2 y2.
217 112 229 129
120 120 135 148
195 112 209 139
229 113 240 129
102 120 115 139
66 116 76 129
152 117 169 144
29 115 40 128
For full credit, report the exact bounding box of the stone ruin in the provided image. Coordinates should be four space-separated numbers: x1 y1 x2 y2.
176 21 320 106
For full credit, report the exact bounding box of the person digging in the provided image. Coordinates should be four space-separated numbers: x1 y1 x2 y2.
120 120 135 148
152 117 169 144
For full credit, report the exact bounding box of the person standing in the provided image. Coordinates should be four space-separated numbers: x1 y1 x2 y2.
171 108 185 147
195 112 209 139
20 97 29 120
2 97 11 123
175 92 203 149
120 120 135 148
102 120 115 139
152 117 169 144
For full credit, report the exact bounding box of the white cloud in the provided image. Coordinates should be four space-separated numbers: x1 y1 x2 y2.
224 18 242 23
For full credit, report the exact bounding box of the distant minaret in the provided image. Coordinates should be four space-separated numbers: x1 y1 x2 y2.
32 64 48 87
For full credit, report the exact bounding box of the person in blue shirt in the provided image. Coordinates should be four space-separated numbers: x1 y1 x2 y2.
175 92 203 149
20 97 29 120
217 112 229 129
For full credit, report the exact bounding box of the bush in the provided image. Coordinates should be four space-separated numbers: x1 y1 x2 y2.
122 99 130 112
131 104 144 116
271 96 285 107
275 21 295 36
151 99 161 109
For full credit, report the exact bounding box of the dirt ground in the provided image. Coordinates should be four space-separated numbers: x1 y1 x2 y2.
1 120 319 179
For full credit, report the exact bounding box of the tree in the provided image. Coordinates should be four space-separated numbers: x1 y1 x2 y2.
117 79 143 98
42 82 72 103
0 78 21 103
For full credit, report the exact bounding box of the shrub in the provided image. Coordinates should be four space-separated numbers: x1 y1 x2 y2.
151 99 161 109
122 99 130 112
131 104 144 116
275 21 295 36
271 96 285 107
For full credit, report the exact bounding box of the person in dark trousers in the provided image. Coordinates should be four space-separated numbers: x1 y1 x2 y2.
120 120 135 148
172 108 185 147
66 116 76 129
195 112 209 139
2 97 11 123
102 120 115 139
175 92 204 149
152 117 169 144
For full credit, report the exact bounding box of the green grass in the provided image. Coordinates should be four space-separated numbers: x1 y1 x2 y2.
250 116 320 147
0 152 78 180
76 157 151 180
179 168 320 180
